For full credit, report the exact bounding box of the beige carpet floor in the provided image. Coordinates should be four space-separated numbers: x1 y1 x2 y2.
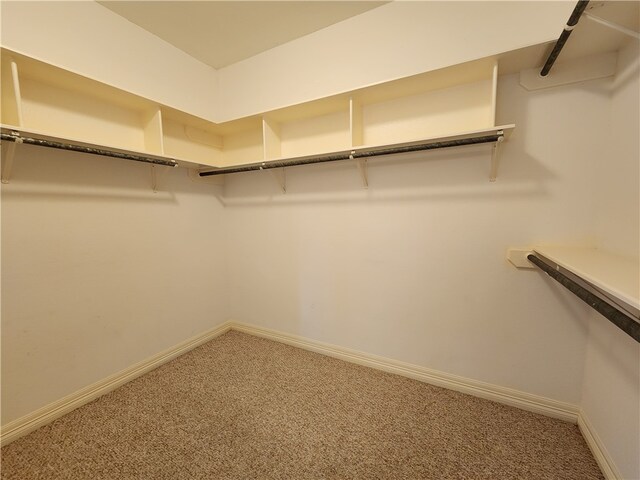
1 330 603 479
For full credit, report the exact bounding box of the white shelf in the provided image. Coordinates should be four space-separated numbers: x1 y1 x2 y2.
351 124 514 153
0 124 179 171
1 47 514 181
0 124 176 161
198 125 513 180
533 246 640 311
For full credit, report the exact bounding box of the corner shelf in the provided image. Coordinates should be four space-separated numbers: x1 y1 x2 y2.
1 48 515 186
160 108 263 168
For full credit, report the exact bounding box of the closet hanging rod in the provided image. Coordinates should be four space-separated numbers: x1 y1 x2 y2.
200 133 503 177
527 253 640 343
0 131 178 167
540 0 590 77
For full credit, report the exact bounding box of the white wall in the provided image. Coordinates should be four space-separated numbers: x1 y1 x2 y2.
1 1 574 124
0 1 218 121
594 41 640 257
217 1 574 121
223 72 612 405
1 147 228 424
581 41 640 480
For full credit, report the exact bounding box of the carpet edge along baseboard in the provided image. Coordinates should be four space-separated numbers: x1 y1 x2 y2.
230 322 580 423
0 322 234 446
2 320 616 480
230 322 619 480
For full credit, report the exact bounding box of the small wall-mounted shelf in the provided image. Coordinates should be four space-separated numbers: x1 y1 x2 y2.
533 246 639 312
508 246 640 342
1 48 514 187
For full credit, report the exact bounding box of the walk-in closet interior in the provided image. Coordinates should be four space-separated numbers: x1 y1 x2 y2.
1 1 638 479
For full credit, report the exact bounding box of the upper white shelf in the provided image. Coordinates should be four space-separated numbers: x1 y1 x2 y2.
199 124 514 177
533 246 640 311
1 47 513 182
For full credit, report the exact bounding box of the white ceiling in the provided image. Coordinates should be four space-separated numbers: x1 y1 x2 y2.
98 1 638 72
98 1 388 69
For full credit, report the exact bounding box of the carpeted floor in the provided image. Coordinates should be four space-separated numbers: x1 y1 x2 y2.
1 330 603 479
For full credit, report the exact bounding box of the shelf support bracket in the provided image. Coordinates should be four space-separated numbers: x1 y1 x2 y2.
151 165 158 192
351 151 368 188
584 12 640 40
151 164 171 192
268 166 286 193
490 133 504 182
1 133 21 184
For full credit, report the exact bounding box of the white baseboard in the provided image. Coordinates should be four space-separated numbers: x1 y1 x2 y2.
578 410 622 480
231 323 626 479
0 321 233 447
0 319 582 450
229 321 579 423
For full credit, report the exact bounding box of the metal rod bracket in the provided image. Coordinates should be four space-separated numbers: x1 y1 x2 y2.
490 132 504 182
1 132 20 184
350 151 368 188
268 167 286 193
151 165 157 192
584 12 640 40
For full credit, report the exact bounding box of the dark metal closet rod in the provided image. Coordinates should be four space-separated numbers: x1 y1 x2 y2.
200 133 502 177
540 0 590 77
0 132 179 167
527 254 640 343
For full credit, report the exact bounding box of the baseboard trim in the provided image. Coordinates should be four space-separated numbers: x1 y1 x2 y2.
1 320 582 449
578 410 622 480
228 321 579 423
0 321 233 447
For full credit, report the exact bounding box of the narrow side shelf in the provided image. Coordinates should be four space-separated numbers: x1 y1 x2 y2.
533 246 640 312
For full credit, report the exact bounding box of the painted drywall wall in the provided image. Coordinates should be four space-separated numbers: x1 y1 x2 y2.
594 41 640 258
223 72 613 405
0 1 218 122
1 1 574 124
582 316 639 479
581 41 640 480
1 148 228 424
217 1 575 121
